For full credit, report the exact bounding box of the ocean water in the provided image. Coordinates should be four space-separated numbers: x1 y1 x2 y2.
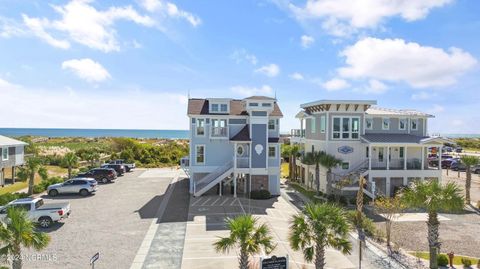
0 128 189 139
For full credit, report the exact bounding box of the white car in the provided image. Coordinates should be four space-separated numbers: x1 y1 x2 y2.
0 198 71 228
47 178 98 197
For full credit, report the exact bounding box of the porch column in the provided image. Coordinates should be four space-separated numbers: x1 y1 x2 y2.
368 145 372 170
234 142 237 169
438 146 442 171
300 119 304 136
404 146 408 170
233 173 237 198
421 147 425 170
386 177 391 197
386 146 390 170
0 168 4 187
12 166 16 184
403 176 408 186
219 181 222 196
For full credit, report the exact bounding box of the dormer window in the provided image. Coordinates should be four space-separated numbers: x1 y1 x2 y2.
220 104 228 112
262 103 272 107
211 104 219 112
210 102 229 113
249 103 259 107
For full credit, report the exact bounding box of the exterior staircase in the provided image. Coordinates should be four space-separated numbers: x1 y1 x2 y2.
193 161 234 197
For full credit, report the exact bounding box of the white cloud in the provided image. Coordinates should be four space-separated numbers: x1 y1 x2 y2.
289 72 304 80
429 104 445 114
21 0 155 52
300 35 315 48
363 79 388 94
62 58 111 82
230 49 258 65
0 78 20 90
322 78 350 91
139 0 201 27
230 85 273 97
0 81 189 129
411 91 435 101
287 0 453 37
255 64 280 77
0 17 27 38
338 37 477 88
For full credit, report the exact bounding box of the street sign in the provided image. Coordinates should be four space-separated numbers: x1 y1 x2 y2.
261 255 288 269
90 252 99 266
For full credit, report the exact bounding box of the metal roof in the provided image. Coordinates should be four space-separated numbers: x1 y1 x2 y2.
360 134 447 144
300 99 377 109
366 106 434 118
0 135 28 147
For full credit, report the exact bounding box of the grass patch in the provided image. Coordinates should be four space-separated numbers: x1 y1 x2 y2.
409 252 478 266
281 162 289 178
0 165 66 195
289 182 325 203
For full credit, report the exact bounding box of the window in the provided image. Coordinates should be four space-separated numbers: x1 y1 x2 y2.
399 147 404 158
268 146 276 158
332 117 360 139
211 104 219 112
366 146 369 158
220 104 228 112
310 118 316 133
351 118 359 139
378 148 384 162
211 119 227 137
341 162 349 170
320 116 326 133
1 148 7 161
399 118 407 130
196 119 205 136
411 119 418 130
237 145 244 156
268 119 276 130
333 118 341 138
249 102 258 107
262 103 272 107
195 145 205 164
382 118 390 130
365 118 373 130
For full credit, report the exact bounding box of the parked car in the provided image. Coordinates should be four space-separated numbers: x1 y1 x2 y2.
76 168 117 183
455 147 463 153
441 158 458 169
101 164 125 176
474 165 480 174
47 178 98 197
450 160 466 171
443 146 453 152
0 198 71 228
109 159 135 172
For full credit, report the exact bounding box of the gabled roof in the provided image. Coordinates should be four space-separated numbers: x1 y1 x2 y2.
188 98 283 117
366 106 434 118
230 125 250 141
0 135 27 147
361 134 451 144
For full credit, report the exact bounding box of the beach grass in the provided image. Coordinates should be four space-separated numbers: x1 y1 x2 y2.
409 251 478 265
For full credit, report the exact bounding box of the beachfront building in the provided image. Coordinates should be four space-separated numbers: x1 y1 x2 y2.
181 96 283 197
0 135 27 187
290 100 450 198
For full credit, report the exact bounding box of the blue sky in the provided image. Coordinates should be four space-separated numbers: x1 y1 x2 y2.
0 0 479 134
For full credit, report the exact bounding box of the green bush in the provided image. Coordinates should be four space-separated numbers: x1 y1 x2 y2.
33 185 44 194
327 194 336 202
461 257 472 267
349 197 357 205
34 177 65 194
338 196 348 206
0 192 29 206
250 190 271 200
437 254 448 266
346 211 384 241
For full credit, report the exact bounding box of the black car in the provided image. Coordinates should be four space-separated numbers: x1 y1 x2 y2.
76 168 117 183
101 164 125 176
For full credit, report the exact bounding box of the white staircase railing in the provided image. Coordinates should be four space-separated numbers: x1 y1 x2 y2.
194 160 234 197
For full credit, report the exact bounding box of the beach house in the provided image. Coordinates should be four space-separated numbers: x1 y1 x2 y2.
182 96 283 197
0 135 27 186
290 100 450 198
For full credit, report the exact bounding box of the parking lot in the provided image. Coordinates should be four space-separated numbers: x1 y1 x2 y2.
21 168 182 269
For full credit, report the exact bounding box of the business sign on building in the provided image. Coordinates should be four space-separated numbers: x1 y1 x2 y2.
261 255 288 269
338 146 354 154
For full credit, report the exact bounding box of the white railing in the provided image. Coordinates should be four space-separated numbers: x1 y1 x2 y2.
194 160 234 196
290 129 305 137
211 127 228 137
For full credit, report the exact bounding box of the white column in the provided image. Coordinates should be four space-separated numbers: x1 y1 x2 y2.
386 177 391 197
438 146 442 170
300 119 304 136
368 145 372 170
421 147 425 170
219 181 222 196
404 146 408 170
386 146 390 170
233 173 237 198
403 176 407 186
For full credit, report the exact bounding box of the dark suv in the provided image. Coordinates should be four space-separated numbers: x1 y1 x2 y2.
101 164 125 176
76 168 117 183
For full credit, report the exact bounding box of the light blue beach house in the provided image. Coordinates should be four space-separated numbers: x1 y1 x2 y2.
182 96 283 197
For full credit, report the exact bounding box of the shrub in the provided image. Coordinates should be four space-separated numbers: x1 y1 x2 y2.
461 257 472 267
250 190 271 200
34 177 65 194
0 192 30 206
349 197 357 205
346 211 384 241
33 185 44 194
437 254 448 267
338 196 348 206
327 194 336 202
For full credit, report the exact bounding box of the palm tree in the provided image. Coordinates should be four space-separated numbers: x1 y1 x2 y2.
213 215 276 269
302 151 325 194
460 155 479 204
401 180 464 269
290 145 301 182
319 153 342 195
0 207 50 269
16 157 45 195
62 152 79 179
289 203 352 269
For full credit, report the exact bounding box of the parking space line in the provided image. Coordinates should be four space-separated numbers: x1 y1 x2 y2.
191 197 204 206
211 197 221 206
201 198 212 206
229 199 238 206
220 197 230 206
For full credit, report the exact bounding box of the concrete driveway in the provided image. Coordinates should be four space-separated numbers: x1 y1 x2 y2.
20 168 182 269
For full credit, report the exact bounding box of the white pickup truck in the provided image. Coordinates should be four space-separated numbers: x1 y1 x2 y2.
0 198 71 228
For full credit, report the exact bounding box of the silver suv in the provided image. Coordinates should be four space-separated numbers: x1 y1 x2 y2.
47 178 98 197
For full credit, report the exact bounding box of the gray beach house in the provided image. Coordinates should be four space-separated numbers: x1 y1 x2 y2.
0 135 27 186
182 96 283 197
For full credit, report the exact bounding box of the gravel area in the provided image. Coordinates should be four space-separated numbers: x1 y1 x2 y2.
375 211 480 258
18 168 176 269
442 169 480 205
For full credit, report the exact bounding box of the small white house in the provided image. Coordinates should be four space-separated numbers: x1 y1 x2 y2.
0 135 27 186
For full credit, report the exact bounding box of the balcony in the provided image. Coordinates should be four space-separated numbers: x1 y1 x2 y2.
211 127 228 138
291 129 305 137
236 157 249 168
